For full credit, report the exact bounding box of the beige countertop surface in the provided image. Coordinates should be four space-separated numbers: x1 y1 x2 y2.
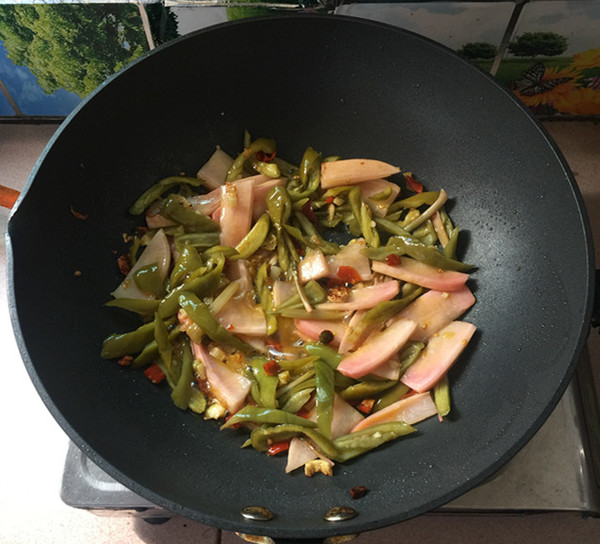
1 121 599 544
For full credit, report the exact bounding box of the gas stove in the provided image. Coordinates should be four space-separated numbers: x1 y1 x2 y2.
60 350 600 522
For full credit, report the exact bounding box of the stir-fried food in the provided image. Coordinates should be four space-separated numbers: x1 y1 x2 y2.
101 133 476 476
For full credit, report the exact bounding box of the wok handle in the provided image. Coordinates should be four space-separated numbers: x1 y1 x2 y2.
0 185 20 210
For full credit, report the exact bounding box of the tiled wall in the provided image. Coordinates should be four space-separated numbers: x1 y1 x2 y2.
0 1 599 119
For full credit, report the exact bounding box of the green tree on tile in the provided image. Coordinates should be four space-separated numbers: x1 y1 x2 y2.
0 4 178 99
509 32 568 59
458 42 498 61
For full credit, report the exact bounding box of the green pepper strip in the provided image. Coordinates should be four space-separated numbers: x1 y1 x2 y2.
373 217 420 240
226 137 277 181
275 280 327 311
221 406 317 430
282 224 309 249
314 360 335 439
133 263 165 298
249 424 339 459
372 383 411 413
443 226 460 260
390 235 472 271
293 211 339 255
173 232 221 251
161 194 220 233
157 255 225 318
412 220 438 247
179 291 254 354
304 343 342 370
129 176 205 215
171 341 194 410
363 235 473 272
277 308 347 321
251 357 279 409
255 161 281 178
234 213 271 259
131 324 181 369
280 388 314 414
170 245 204 288
263 286 278 336
254 262 277 335
267 185 293 272
439 208 455 236
273 156 299 180
404 189 448 232
255 261 268 295
363 287 424 326
369 185 393 201
104 298 160 316
101 321 155 359
332 422 417 462
277 355 318 372
349 187 379 248
390 191 440 212
371 343 423 412
278 379 317 408
288 147 322 201
154 312 172 371
339 288 423 353
203 246 239 259
339 379 396 402
433 374 451 417
276 369 316 399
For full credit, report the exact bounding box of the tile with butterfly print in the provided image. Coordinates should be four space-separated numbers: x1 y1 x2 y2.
498 0 600 116
335 2 515 55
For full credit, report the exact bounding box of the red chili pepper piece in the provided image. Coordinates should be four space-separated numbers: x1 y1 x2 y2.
296 408 311 419
385 253 401 266
337 265 362 285
118 355 133 367
325 196 335 205
404 173 423 193
356 398 375 415
350 486 368 500
144 363 166 384
225 413 241 430
263 360 281 376
267 440 291 456
266 339 283 352
256 150 277 162
325 277 345 289
117 253 132 276
301 200 319 228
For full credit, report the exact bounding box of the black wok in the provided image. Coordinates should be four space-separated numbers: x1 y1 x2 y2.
7 14 594 542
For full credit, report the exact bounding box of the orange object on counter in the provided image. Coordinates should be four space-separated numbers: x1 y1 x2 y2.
0 185 20 209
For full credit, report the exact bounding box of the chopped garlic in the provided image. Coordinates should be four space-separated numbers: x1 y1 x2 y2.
304 459 333 477
277 370 291 387
192 359 206 381
205 402 227 420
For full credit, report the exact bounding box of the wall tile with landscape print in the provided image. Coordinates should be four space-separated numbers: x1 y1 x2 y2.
0 3 172 116
1 1 599 118
334 1 515 62
499 0 600 116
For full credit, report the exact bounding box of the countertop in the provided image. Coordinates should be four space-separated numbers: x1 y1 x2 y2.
1 120 599 544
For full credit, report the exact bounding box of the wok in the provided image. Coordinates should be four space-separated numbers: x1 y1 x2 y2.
7 14 594 542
